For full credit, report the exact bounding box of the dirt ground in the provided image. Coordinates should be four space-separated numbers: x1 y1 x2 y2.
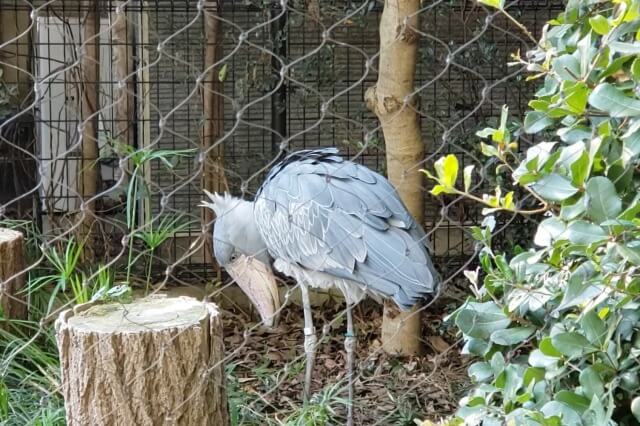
220 296 469 425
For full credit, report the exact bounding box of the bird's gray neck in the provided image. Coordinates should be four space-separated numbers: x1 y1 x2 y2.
232 199 272 265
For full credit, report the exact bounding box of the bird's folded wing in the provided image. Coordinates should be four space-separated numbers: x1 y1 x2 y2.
254 151 439 309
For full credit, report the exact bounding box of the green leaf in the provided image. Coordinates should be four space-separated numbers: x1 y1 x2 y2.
490 327 535 345
523 367 545 386
530 99 550 111
551 332 592 358
588 83 640 118
218 63 229 82
493 105 510 144
534 217 566 247
477 0 504 9
569 152 589 187
541 401 582 425
632 58 640 81
622 129 640 163
601 55 633 80
586 395 613 425
491 351 505 375
502 364 524 401
468 361 493 382
552 54 581 81
529 349 559 368
481 142 499 157
540 337 562 357
530 174 579 202
561 221 608 245
555 391 590 413
616 243 640 266
589 15 610 35
461 337 491 356
585 177 622 223
560 198 586 221
455 301 510 339
557 264 601 311
463 165 474 192
578 33 594 79
581 310 607 346
558 126 592 143
476 127 496 138
564 82 589 114
524 111 554 134
579 367 605 399
609 41 640 54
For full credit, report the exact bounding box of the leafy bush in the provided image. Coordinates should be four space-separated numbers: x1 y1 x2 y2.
426 0 640 424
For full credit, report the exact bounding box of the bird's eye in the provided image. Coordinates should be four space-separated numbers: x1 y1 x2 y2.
230 254 237 261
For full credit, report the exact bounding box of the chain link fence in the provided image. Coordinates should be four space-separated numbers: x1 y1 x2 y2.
0 0 561 424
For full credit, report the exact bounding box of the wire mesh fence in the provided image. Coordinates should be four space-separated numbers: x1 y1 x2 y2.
0 0 561 424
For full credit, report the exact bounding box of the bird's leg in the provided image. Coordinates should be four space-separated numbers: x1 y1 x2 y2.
345 302 356 426
300 283 316 403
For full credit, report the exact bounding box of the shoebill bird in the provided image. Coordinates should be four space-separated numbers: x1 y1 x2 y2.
201 148 439 425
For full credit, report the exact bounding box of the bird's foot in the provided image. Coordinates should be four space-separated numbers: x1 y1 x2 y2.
303 327 317 403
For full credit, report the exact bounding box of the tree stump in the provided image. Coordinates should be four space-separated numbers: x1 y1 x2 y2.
55 295 229 426
0 228 27 323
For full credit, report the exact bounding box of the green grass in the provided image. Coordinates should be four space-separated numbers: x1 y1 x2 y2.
225 358 350 426
0 323 64 426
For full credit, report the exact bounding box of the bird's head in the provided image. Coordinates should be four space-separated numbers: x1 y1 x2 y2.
200 190 280 327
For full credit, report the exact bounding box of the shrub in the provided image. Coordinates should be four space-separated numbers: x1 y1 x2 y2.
425 0 640 424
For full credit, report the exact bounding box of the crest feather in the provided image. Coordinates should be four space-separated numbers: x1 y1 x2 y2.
199 190 242 217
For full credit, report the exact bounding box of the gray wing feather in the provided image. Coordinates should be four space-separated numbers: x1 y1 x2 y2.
254 149 439 309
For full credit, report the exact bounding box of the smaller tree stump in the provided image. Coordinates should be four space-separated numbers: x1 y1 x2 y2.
0 228 27 323
55 296 229 426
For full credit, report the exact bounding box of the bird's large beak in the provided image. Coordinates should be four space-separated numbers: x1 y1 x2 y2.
226 255 280 327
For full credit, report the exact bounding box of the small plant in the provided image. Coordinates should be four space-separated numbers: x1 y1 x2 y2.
112 142 196 285
133 213 194 290
28 238 84 314
284 382 348 426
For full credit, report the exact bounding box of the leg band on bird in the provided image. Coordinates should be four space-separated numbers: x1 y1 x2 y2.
344 335 356 352
304 330 317 354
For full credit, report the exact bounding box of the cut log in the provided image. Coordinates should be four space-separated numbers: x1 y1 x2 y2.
55 295 229 426
0 228 27 323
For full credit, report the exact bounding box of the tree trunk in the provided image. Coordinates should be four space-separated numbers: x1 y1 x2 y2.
201 0 228 270
365 0 424 356
55 296 229 426
0 229 27 324
78 1 101 260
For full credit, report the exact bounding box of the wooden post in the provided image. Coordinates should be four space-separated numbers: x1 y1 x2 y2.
365 0 424 356
0 6 31 100
0 6 36 218
78 0 101 259
112 2 134 160
0 229 27 323
55 296 229 425
201 1 228 269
